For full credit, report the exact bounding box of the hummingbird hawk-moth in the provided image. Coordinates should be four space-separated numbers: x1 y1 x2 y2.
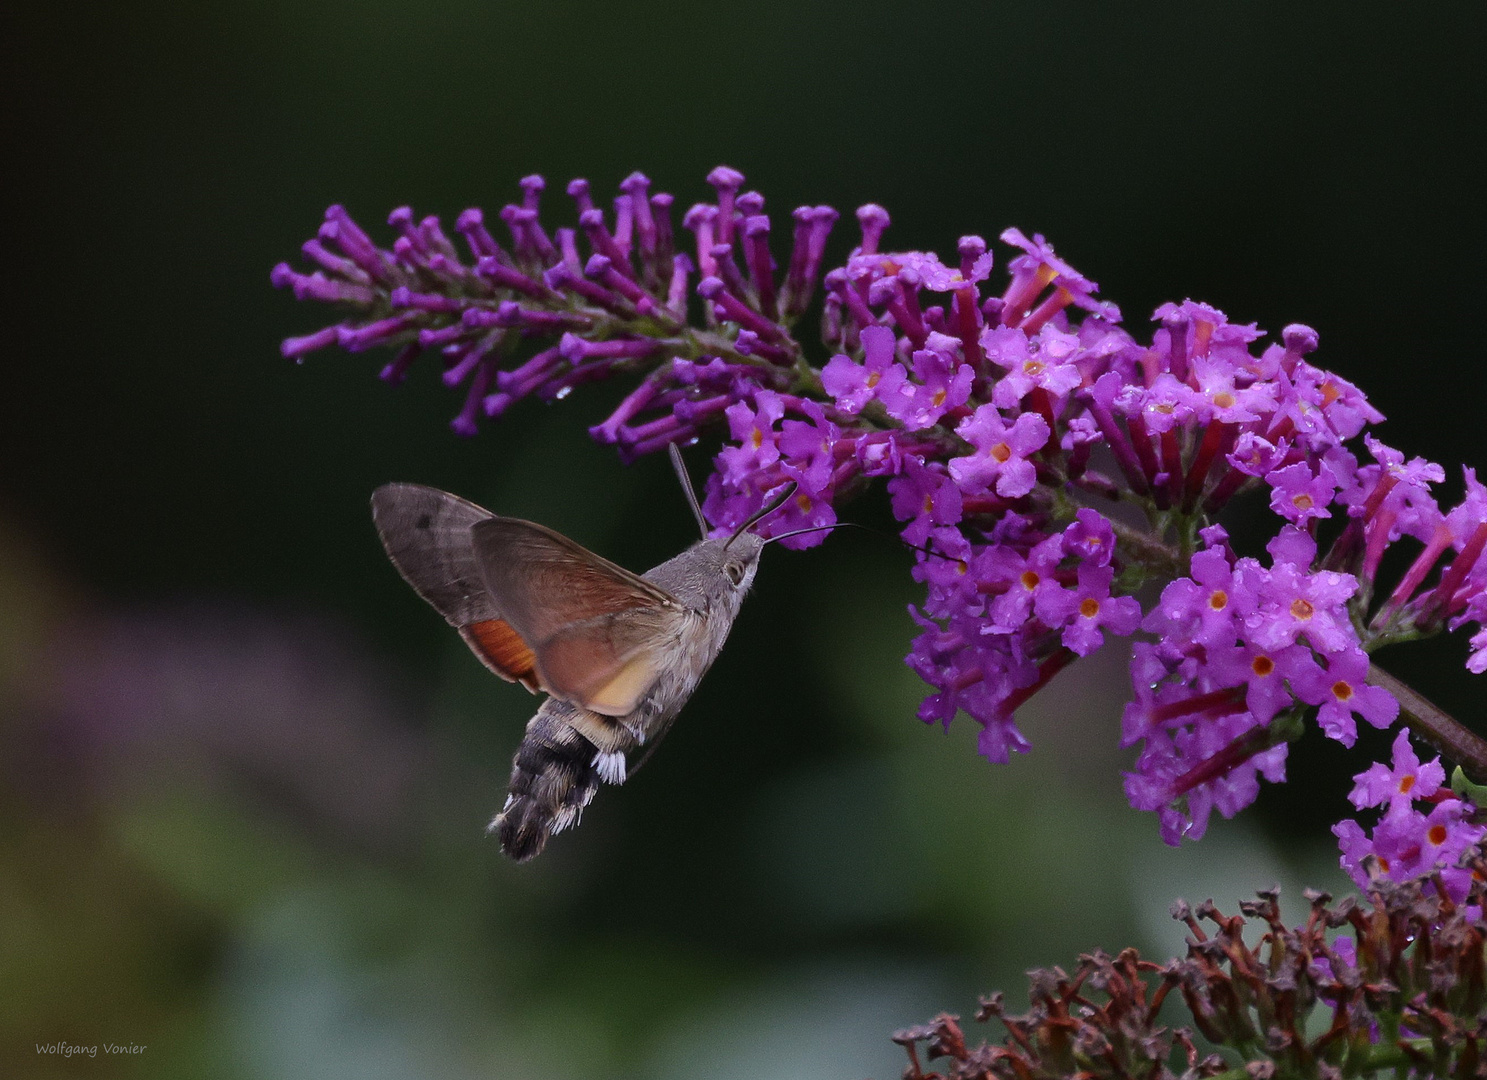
371 447 794 861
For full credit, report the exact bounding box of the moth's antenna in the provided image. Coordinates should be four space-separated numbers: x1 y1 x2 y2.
726 481 799 549
668 442 708 540
762 521 960 561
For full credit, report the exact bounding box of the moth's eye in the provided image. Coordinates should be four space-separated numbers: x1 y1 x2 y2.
724 561 745 586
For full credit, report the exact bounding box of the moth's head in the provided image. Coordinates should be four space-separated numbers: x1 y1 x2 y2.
718 530 765 591
651 533 762 612
666 443 776 600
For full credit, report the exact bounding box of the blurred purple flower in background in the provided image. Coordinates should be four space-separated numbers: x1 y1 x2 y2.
41 604 428 845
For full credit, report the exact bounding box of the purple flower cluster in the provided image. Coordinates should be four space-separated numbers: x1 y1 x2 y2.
1334 730 1486 902
274 166 1487 878
1125 525 1399 843
272 168 837 443
1123 432 1487 848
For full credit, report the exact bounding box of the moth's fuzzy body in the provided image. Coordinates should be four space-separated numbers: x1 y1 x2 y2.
491 534 762 860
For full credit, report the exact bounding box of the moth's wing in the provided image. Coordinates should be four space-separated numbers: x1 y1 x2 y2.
457 619 541 692
470 517 683 716
371 483 496 624
539 606 687 716
370 483 540 690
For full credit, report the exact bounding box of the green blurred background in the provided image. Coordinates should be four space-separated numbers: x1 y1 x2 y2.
5 2 1486 1077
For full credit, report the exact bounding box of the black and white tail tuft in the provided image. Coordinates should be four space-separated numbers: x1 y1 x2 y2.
490 706 602 861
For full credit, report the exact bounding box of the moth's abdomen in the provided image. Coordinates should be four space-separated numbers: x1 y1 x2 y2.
491 701 608 861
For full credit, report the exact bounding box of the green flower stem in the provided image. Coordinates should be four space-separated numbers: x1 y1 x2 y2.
1104 516 1185 581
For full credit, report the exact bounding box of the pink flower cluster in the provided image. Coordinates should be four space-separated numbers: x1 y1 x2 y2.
1334 730 1485 900
1128 525 1398 843
274 166 1487 883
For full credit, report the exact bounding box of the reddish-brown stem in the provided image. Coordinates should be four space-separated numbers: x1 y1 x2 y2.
1367 664 1487 783
1172 721 1284 797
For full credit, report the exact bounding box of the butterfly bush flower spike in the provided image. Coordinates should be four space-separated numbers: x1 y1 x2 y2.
276 165 1487 872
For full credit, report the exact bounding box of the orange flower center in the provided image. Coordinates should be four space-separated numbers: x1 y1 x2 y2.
1020 570 1040 591
1212 390 1236 409
1251 655 1275 677
989 442 1012 463
1290 598 1315 620
866 370 881 389
1332 680 1353 702
1208 590 1228 611
1293 493 1314 511
1399 775 1416 794
1429 824 1449 846
751 428 764 450
1079 597 1101 618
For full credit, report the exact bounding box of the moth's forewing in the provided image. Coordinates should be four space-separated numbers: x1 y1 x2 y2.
470 517 683 715
371 483 539 689
469 517 674 634
371 483 497 623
